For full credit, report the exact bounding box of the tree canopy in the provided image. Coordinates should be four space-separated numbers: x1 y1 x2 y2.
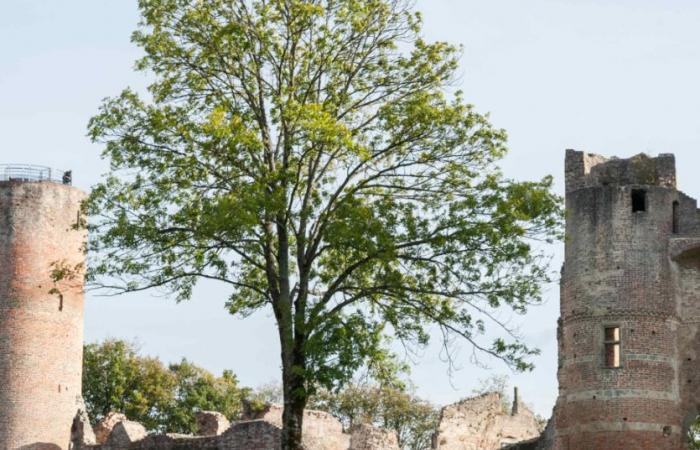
86 0 561 447
82 339 249 433
310 384 438 450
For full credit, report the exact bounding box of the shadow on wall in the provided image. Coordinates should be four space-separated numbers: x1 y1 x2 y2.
17 444 62 450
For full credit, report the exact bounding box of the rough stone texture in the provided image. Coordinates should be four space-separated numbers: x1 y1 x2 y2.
243 404 350 450
0 180 87 450
94 413 128 445
431 392 542 450
105 422 148 447
72 406 406 450
196 411 230 436
71 403 97 448
349 424 399 450
504 414 555 450
546 150 700 450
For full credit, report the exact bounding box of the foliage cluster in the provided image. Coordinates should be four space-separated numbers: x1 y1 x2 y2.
87 0 562 446
82 339 249 433
310 384 438 450
690 416 700 450
83 340 438 450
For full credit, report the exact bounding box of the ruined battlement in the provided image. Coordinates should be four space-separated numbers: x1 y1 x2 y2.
71 408 400 450
565 150 676 193
550 150 700 450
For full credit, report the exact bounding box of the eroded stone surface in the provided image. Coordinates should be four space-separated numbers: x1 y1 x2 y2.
105 421 147 446
196 410 230 436
71 404 97 447
94 412 127 445
349 423 400 450
432 392 541 450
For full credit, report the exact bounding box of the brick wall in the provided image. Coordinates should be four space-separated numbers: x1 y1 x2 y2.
0 180 86 450
550 151 700 450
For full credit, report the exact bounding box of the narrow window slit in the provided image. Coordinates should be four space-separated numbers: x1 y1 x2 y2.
673 201 680 233
604 326 621 368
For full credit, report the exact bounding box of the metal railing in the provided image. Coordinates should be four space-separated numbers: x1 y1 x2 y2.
0 164 72 185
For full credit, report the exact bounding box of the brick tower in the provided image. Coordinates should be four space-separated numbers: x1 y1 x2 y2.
0 166 86 449
550 150 700 449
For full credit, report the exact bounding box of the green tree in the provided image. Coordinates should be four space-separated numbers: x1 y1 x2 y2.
86 0 562 448
82 340 248 432
690 416 700 450
83 339 175 430
167 360 249 433
310 384 438 450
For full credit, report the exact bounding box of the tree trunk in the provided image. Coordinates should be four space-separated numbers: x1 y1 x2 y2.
281 352 307 450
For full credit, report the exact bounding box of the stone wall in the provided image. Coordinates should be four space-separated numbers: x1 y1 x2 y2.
431 392 542 450
72 406 399 450
243 404 351 450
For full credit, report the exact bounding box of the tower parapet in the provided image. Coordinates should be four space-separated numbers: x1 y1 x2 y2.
0 164 73 185
565 149 676 193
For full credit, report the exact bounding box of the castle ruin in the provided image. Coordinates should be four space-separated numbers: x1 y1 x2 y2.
0 165 86 449
514 150 700 450
3 150 700 449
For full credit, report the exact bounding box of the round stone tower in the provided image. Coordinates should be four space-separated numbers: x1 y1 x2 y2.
553 150 684 449
0 165 86 449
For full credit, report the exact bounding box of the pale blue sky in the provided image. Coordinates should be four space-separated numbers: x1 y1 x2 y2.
2 0 700 416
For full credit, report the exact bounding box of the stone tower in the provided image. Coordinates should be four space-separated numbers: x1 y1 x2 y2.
0 166 86 449
550 150 700 450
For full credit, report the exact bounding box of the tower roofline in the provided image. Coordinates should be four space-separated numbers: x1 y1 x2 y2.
565 149 676 193
0 164 73 185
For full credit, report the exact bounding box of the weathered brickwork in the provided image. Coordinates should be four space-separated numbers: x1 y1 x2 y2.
541 150 700 450
0 179 86 450
73 407 399 450
431 392 542 450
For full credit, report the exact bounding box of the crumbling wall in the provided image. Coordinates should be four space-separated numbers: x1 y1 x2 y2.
243 404 350 450
73 406 398 450
349 424 399 450
431 392 542 450
503 412 556 450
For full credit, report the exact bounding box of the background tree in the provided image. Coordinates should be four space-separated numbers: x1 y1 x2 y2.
690 416 700 450
471 374 511 414
86 0 562 448
83 339 249 433
83 339 175 430
310 384 438 450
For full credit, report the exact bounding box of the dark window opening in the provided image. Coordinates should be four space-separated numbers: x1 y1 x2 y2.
604 326 621 368
673 201 680 234
632 189 647 212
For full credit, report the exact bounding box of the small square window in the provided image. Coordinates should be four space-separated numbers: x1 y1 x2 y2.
604 326 621 368
632 190 647 212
